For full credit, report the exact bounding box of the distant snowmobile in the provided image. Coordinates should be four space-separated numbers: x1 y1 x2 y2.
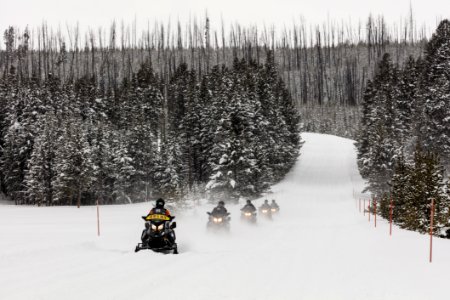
207 211 231 231
135 214 178 254
270 200 280 214
241 200 257 224
259 200 273 220
241 210 257 223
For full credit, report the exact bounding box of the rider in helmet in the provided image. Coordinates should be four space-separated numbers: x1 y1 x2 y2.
260 199 271 211
147 198 172 217
211 201 228 216
241 199 256 213
270 199 279 210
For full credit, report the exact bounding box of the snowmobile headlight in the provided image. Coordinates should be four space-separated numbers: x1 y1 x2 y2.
262 209 268 213
244 212 252 217
157 224 164 231
271 208 277 212
151 224 157 230
213 217 222 223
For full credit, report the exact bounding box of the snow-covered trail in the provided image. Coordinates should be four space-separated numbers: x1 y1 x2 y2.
1 133 450 300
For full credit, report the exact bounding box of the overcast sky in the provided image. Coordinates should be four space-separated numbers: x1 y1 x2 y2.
0 0 448 33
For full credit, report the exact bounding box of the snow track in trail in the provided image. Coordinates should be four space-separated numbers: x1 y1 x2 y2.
1 133 450 300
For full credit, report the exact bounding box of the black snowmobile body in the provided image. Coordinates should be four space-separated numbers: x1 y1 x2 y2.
135 215 178 254
207 212 231 231
270 206 279 214
240 210 257 224
259 206 273 220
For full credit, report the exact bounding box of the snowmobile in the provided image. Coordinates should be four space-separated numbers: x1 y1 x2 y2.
270 207 279 214
259 207 272 220
240 210 257 224
135 214 178 254
207 211 231 231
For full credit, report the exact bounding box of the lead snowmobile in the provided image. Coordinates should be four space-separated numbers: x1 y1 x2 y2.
135 214 178 254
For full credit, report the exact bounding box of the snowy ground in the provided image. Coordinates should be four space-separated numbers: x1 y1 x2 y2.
1 133 450 300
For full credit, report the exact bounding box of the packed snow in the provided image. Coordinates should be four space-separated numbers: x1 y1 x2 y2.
1 133 450 300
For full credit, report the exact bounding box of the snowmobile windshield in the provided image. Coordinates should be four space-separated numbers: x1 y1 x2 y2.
145 214 171 221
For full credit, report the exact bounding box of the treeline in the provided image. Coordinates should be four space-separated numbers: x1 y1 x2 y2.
0 16 430 137
356 20 450 234
0 15 428 138
0 50 300 205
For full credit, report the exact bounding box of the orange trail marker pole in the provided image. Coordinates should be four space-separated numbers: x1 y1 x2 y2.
374 198 377 228
97 199 100 237
430 198 435 263
368 199 371 222
389 198 393 236
364 199 366 216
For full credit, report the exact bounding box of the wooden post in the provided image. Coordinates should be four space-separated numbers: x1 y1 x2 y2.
368 199 371 222
364 199 366 216
97 199 100 237
359 198 361 213
389 198 393 236
430 198 435 263
374 198 377 228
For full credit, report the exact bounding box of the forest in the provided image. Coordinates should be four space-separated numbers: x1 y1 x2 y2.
356 20 450 235
0 14 437 205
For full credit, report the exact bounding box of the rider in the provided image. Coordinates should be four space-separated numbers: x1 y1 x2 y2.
260 199 271 211
211 201 228 216
147 198 172 217
241 199 256 213
270 199 279 210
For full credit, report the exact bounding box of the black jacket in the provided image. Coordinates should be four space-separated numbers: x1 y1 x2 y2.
211 206 228 216
241 203 256 212
260 203 271 210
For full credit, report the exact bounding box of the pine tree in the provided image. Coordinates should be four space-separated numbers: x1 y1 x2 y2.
111 132 136 203
25 113 59 205
402 144 450 233
52 118 93 206
154 135 185 199
421 33 450 167
357 53 400 195
388 153 412 226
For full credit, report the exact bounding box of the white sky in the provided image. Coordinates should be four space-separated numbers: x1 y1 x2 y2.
0 0 448 34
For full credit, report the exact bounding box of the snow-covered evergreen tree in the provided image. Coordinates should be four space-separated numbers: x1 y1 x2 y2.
52 118 93 206
421 30 450 168
25 113 59 205
111 132 136 203
357 53 400 195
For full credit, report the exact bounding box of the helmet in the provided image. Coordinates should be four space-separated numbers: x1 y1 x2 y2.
272 199 276 203
264 199 269 204
218 201 225 206
156 198 165 208
246 200 251 204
